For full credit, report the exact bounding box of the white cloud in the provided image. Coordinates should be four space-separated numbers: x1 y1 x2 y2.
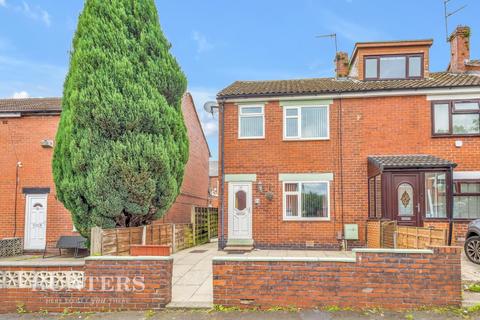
0 0 6 7
10 1 51 27
318 9 389 42
192 31 213 54
189 88 219 137
12 91 29 99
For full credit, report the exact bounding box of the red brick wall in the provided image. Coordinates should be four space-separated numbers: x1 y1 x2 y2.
0 115 76 243
220 95 480 248
213 246 461 310
366 220 381 248
0 257 173 313
162 93 210 223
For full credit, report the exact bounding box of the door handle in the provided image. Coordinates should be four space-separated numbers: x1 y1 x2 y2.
416 203 420 214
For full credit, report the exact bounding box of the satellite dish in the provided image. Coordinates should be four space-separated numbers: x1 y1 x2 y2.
203 101 219 114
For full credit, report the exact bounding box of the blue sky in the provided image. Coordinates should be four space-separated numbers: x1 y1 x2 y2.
1 0 479 159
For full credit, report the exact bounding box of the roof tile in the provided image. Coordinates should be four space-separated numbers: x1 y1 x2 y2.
218 72 480 99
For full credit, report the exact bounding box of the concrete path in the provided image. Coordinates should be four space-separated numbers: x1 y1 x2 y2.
168 242 219 308
167 241 356 308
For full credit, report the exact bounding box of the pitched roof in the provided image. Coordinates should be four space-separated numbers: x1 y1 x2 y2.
467 59 480 66
209 160 219 177
217 72 480 99
368 155 457 170
0 97 62 113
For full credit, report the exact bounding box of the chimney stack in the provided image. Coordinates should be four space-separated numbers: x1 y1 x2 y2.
448 25 470 73
335 51 349 78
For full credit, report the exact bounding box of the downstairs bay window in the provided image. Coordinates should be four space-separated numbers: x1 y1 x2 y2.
283 181 330 220
454 181 480 219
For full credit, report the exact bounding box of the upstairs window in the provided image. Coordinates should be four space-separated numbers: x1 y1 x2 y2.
283 105 329 140
432 100 480 136
238 105 264 139
364 54 423 80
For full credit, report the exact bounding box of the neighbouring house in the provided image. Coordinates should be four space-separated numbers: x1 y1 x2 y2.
208 160 219 208
216 25 480 250
0 92 210 251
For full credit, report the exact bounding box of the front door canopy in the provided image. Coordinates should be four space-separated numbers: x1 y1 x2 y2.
368 154 457 176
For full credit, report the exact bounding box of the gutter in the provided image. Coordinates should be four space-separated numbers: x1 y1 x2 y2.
217 86 480 103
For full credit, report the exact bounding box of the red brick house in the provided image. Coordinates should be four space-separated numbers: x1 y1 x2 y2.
216 26 480 250
0 92 210 251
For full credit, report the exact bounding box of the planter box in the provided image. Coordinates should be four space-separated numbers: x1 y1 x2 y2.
130 245 171 256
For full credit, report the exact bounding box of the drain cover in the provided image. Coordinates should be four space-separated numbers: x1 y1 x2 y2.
189 250 208 253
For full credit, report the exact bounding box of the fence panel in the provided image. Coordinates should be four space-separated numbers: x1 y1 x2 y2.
90 206 217 256
381 220 397 248
193 207 218 245
396 226 447 249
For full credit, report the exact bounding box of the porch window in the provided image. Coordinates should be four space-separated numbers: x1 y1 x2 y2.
284 105 329 140
432 100 480 136
364 54 423 80
454 181 480 219
425 172 447 218
283 181 329 220
368 175 382 219
239 105 264 139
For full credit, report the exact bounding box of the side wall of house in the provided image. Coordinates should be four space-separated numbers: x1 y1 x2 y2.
220 95 480 249
162 93 210 223
0 115 76 243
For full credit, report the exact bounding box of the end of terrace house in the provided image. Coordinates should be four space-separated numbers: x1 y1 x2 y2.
215 25 480 251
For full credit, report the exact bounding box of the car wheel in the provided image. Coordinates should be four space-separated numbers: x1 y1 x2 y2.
465 236 480 264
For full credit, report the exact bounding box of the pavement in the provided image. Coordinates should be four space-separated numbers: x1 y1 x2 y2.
2 309 480 319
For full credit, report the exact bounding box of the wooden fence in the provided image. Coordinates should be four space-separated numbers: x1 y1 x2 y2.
192 207 218 246
381 220 397 248
91 206 218 256
395 226 448 249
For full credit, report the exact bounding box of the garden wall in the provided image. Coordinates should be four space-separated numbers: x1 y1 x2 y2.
0 256 172 313
213 246 461 310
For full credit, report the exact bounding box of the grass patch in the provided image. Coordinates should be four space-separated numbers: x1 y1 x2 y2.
467 284 480 293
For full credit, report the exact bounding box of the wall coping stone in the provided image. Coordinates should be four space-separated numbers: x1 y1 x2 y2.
85 255 173 261
0 261 85 267
352 248 434 254
212 256 356 263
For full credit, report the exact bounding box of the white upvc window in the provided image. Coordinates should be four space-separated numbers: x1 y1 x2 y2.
283 181 330 221
238 105 264 139
283 105 329 140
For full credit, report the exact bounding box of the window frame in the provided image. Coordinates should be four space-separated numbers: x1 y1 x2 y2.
363 53 424 80
453 179 480 220
431 100 480 137
282 180 330 221
282 105 330 141
238 104 265 139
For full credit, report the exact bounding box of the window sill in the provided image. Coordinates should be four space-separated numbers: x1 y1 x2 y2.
238 136 265 140
283 217 330 222
432 134 480 138
283 137 330 141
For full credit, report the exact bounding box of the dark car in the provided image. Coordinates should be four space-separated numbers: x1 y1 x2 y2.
465 219 480 264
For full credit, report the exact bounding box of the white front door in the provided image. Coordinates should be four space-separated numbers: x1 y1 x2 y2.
228 182 252 240
24 194 48 250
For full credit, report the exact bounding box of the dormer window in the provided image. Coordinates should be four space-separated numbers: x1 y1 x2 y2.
364 54 423 80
